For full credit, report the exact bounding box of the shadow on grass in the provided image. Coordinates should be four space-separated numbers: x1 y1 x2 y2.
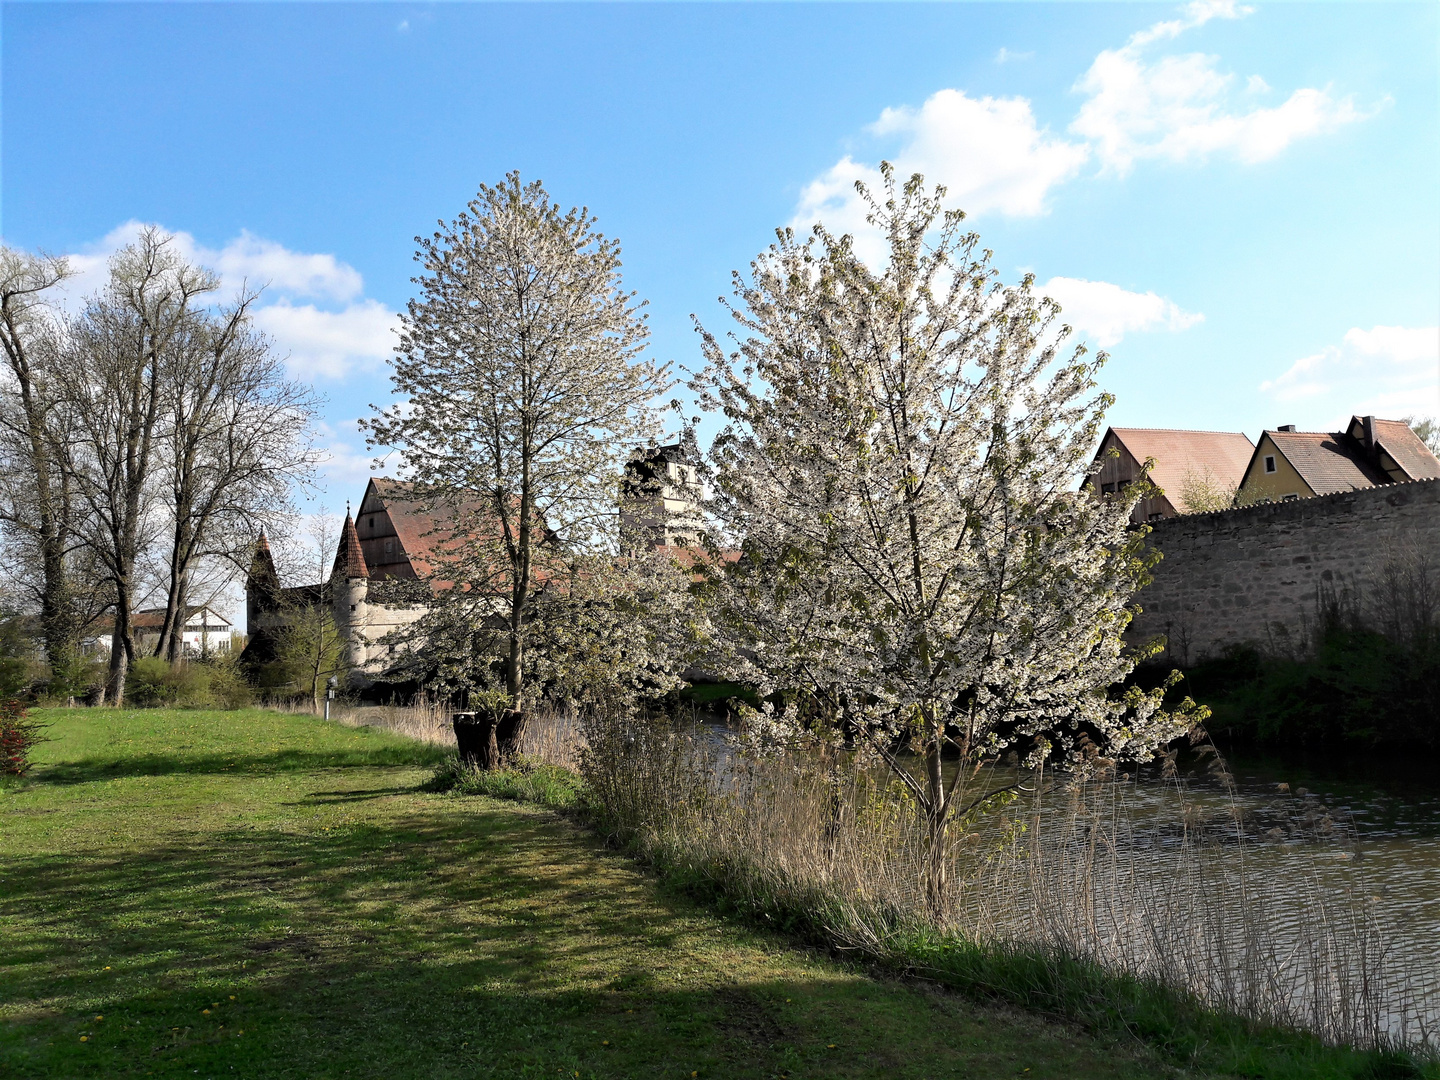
31 746 446 785
0 801 1083 1080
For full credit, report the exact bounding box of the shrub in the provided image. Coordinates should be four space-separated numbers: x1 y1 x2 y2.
125 655 253 709
0 699 46 775
426 753 585 809
196 653 254 709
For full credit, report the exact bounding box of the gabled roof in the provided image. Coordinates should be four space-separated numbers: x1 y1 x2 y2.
94 606 232 634
1366 418 1440 481
362 478 470 582
1103 428 1255 511
1259 430 1389 495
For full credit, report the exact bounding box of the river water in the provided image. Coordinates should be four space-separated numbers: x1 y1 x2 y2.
692 711 1440 1044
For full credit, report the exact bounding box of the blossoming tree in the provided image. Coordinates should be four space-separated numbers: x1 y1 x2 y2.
692 167 1204 914
366 174 674 753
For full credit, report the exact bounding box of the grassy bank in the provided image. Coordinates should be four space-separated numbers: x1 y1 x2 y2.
2 707 1177 1079
443 741 1437 1080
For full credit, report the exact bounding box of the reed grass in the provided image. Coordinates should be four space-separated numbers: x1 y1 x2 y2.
558 708 1438 1077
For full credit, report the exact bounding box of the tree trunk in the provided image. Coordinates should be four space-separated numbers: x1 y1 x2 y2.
454 712 499 769
37 528 75 675
925 807 950 924
923 733 949 923
106 594 133 706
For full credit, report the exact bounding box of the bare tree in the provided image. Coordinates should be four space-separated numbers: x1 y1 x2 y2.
56 230 216 704
152 293 320 661
366 173 669 752
0 247 86 672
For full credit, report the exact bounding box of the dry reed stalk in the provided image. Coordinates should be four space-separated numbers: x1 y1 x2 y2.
577 708 1437 1054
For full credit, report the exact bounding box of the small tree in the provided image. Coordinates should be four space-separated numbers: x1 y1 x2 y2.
271 602 349 713
692 167 1204 915
366 173 670 756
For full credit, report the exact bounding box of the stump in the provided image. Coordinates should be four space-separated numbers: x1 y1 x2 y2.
452 712 499 770
496 709 527 760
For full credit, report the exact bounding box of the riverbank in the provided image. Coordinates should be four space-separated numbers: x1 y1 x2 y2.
2 707 1176 1079
442 731 1439 1080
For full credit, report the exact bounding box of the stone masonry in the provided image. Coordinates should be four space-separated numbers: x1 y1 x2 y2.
1130 477 1440 664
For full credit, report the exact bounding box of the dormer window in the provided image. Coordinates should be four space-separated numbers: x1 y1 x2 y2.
1264 455 1276 473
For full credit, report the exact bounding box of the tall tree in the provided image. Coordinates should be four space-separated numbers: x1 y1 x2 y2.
57 229 215 704
366 173 669 746
0 248 85 672
152 293 320 661
692 168 1204 914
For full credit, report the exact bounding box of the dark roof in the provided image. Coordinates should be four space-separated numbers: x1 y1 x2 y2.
364 478 469 583
1102 428 1255 511
1264 430 1389 494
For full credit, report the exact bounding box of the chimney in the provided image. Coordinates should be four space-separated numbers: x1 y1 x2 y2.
1277 424 1297 432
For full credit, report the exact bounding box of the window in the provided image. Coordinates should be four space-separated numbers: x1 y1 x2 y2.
1282 493 1299 502
384 539 394 554
1101 482 1116 494
1147 512 1164 522
1264 455 1276 474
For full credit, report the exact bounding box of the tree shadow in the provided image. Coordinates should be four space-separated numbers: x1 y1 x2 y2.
31 746 445 785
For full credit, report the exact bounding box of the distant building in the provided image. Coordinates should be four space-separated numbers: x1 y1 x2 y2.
241 479 451 681
243 462 705 687
621 444 704 551
1238 416 1440 504
1088 427 1256 522
85 606 234 658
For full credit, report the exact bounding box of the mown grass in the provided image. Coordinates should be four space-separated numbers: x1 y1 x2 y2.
2 707 1178 1079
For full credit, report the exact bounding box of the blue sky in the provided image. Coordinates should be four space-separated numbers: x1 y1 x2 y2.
4 0 1437 517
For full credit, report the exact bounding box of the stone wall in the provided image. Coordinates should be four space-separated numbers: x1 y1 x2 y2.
1131 478 1440 664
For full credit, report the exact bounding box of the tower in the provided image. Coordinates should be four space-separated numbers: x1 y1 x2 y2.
331 509 370 670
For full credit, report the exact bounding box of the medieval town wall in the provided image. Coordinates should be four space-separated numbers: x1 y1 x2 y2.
1131 477 1440 664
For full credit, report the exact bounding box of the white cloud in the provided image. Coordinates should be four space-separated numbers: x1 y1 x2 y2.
792 0 1376 236
995 47 1033 64
55 222 393 381
1039 276 1203 348
1071 2 1369 175
1260 325 1440 424
251 299 397 381
790 90 1088 243
311 418 391 500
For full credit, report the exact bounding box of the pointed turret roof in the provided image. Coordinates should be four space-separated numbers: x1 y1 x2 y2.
332 511 370 580
247 529 280 589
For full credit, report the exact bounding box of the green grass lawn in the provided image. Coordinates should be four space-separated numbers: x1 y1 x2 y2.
0 707 1179 1079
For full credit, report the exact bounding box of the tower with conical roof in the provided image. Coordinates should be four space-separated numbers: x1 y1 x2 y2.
330 509 370 670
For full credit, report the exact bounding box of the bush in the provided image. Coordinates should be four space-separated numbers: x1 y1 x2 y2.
426 753 585 809
124 654 254 710
0 615 46 700
1182 627 1440 749
0 699 47 775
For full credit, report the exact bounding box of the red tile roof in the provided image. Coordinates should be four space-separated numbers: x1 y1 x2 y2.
1104 428 1255 511
1370 419 1440 481
1265 430 1389 494
331 512 370 580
